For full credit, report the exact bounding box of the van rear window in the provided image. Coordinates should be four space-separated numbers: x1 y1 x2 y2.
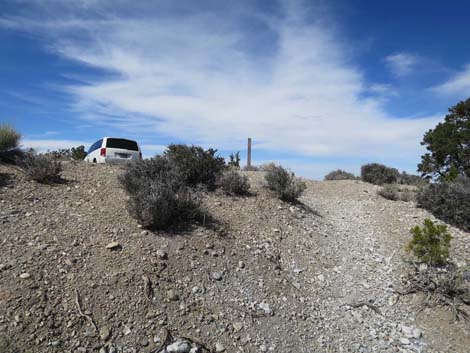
106 138 139 151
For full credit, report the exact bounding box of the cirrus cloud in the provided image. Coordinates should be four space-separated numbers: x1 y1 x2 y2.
1 0 441 177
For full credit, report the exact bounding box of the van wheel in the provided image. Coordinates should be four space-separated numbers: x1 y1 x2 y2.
93 158 97 163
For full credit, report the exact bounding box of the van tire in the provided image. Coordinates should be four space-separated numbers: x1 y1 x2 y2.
93 158 97 163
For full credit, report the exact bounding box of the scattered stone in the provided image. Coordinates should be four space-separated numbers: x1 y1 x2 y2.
258 302 273 315
99 326 111 341
123 325 131 336
105 241 121 250
140 230 149 236
156 249 168 260
211 271 223 281
388 295 398 306
167 289 180 301
215 342 225 352
166 340 191 353
233 322 243 332
400 337 410 345
19 272 31 279
238 261 245 269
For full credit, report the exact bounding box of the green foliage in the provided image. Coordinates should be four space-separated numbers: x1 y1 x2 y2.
165 144 225 189
243 165 260 171
377 184 415 202
219 170 250 195
418 98 470 180
71 145 86 160
407 219 452 265
0 124 20 152
417 177 470 231
18 152 63 183
0 125 22 164
118 156 202 229
228 152 240 169
361 163 399 185
397 172 427 186
46 145 87 160
264 164 306 202
324 169 357 181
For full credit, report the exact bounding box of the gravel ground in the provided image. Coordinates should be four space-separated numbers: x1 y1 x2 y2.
0 163 469 353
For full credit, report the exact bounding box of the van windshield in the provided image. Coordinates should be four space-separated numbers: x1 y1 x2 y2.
106 138 139 151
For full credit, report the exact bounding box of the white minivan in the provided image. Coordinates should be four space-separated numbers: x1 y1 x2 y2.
84 137 142 163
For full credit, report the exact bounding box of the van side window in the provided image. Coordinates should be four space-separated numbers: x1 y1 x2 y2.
88 139 103 154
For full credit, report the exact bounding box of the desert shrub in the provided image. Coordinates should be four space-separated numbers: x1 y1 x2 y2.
18 153 63 183
417 177 470 231
127 177 201 229
165 144 225 189
404 264 470 321
0 173 12 187
0 125 22 164
361 163 399 185
0 124 20 152
407 219 452 265
264 164 306 202
324 169 357 181
118 156 202 229
377 184 416 202
71 145 86 160
228 152 240 169
219 170 250 195
243 165 260 171
398 172 427 186
45 145 87 161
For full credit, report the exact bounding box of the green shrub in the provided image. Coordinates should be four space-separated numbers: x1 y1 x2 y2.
45 145 87 161
219 170 250 195
118 156 202 229
398 172 427 186
361 163 399 185
18 153 63 183
0 173 12 187
0 125 22 164
165 144 225 189
417 177 470 231
264 164 306 202
324 169 357 181
228 152 240 169
243 165 260 171
0 124 20 152
377 184 416 202
407 219 452 265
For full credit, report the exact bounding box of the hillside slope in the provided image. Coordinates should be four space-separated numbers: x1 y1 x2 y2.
0 163 469 353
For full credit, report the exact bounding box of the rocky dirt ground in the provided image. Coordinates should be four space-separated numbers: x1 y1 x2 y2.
0 163 469 353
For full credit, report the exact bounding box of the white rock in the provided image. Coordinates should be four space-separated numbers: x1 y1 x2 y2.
166 340 191 353
215 342 225 352
156 249 168 260
258 302 273 315
123 325 131 336
211 272 223 281
19 272 31 279
400 337 410 345
105 241 121 250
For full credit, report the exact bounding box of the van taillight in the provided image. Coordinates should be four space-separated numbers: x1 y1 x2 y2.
100 148 106 157
139 152 142 159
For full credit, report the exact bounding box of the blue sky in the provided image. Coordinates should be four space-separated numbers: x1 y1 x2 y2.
1 0 470 178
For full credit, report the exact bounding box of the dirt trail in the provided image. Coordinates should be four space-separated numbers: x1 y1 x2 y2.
293 180 470 352
0 165 469 353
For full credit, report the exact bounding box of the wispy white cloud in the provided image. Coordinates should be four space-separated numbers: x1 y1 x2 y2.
384 52 417 77
1 1 441 176
21 139 90 152
430 64 470 97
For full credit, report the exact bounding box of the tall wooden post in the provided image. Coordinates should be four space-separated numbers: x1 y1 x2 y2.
247 137 252 168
